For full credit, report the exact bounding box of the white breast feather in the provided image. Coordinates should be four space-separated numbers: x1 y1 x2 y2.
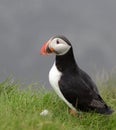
49 62 76 111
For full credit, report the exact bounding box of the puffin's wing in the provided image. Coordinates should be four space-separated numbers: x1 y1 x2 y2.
59 74 113 114
79 69 99 94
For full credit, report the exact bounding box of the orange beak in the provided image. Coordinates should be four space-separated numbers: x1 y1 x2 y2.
40 41 48 55
40 40 54 55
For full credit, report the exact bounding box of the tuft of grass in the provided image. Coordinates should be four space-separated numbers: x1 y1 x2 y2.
0 78 116 130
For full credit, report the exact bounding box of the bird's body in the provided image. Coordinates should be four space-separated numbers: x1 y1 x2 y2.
49 62 77 111
40 35 114 114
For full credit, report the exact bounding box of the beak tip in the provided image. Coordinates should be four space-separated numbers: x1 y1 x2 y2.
40 42 49 55
40 49 45 55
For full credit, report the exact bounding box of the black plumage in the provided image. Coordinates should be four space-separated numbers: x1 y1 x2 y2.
40 35 114 115
55 39 113 114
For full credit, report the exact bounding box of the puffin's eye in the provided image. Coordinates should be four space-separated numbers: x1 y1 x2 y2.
56 40 60 44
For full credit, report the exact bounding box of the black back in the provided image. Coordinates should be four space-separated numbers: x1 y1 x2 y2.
56 46 113 114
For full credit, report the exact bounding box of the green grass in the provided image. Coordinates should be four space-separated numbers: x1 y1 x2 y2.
0 78 116 130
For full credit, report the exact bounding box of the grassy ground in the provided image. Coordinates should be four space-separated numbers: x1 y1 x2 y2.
0 78 116 130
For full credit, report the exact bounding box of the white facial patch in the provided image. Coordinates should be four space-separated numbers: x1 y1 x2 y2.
49 38 71 55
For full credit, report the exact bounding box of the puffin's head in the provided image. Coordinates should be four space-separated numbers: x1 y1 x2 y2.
40 35 71 55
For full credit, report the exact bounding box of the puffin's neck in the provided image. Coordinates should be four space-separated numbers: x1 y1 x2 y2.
55 48 79 72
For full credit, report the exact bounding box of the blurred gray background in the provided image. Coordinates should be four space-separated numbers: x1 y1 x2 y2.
0 0 116 86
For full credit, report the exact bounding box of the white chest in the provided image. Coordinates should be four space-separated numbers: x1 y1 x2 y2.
49 63 62 97
49 62 76 111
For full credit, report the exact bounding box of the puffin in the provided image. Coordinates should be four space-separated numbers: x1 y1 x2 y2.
40 35 114 115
